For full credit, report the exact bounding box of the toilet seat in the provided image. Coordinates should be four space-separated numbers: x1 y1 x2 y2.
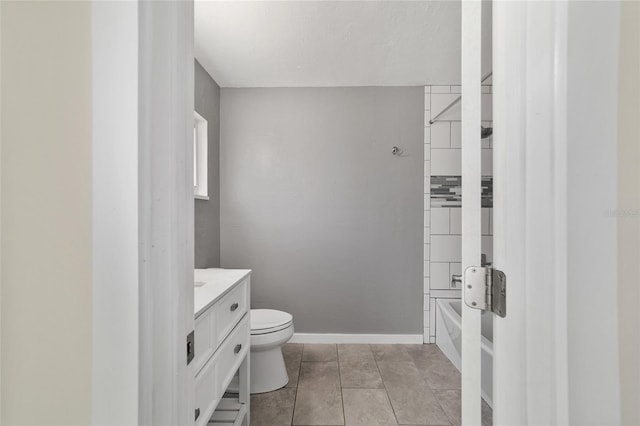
251 309 293 335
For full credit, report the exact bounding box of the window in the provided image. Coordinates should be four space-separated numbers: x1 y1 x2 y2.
193 111 208 200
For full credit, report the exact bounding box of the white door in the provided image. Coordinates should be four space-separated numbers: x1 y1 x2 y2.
460 0 484 424
491 1 623 424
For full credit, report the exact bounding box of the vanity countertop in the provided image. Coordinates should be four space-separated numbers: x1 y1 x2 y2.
194 268 251 317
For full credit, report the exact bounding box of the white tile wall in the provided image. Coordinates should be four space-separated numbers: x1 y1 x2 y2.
430 208 450 234
451 121 462 148
431 93 460 122
431 122 451 148
423 87 432 340
449 208 462 235
450 262 462 289
430 262 450 290
423 84 494 343
431 235 462 262
431 149 462 175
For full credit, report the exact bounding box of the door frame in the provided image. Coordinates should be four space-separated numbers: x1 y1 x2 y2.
460 0 483 424
91 1 195 424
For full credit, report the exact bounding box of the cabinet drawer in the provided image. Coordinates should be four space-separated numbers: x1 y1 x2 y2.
217 314 250 395
194 352 219 426
194 311 217 374
215 278 248 345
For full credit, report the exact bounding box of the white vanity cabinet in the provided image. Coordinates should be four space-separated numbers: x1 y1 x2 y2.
194 268 251 426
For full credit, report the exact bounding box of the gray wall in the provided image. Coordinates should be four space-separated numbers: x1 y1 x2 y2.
194 59 221 268
220 87 424 334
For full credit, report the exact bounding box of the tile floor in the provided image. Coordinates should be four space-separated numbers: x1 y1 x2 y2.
250 343 492 426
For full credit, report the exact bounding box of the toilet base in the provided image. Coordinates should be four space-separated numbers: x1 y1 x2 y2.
250 346 289 394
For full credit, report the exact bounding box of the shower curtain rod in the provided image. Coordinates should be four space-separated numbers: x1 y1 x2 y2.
428 71 493 125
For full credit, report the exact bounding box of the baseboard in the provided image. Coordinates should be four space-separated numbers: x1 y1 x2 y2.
289 333 424 344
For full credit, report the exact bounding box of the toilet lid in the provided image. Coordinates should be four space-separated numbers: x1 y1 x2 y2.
251 309 293 332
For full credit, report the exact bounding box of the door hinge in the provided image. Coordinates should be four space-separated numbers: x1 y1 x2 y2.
187 330 195 365
463 266 506 317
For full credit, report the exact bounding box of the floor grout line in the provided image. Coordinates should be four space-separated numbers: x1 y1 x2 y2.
371 344 403 426
336 344 347 426
290 345 303 426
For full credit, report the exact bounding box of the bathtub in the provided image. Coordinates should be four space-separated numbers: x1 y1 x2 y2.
435 298 494 408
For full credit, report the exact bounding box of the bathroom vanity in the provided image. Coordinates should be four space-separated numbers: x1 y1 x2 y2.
193 268 251 426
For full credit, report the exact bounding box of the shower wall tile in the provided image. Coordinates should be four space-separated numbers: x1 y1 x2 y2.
431 235 462 262
451 121 462 148
430 262 450 290
449 208 462 235
430 176 493 208
450 263 462 279
424 84 494 344
431 208 450 235
431 149 461 175
423 88 431 337
430 176 462 208
431 122 451 148
431 93 460 122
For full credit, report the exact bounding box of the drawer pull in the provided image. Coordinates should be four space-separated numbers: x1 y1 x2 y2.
230 303 239 312
234 344 242 354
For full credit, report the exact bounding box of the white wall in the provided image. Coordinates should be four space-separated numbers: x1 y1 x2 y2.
91 2 139 424
1 2 93 423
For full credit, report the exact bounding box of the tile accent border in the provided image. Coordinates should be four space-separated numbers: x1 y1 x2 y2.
430 176 494 208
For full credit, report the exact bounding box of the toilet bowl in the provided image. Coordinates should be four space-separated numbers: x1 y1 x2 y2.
250 309 294 394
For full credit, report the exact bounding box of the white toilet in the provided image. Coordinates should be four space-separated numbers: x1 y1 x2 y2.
250 309 294 394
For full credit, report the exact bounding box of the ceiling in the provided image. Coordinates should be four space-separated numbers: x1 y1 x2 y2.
194 1 463 88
